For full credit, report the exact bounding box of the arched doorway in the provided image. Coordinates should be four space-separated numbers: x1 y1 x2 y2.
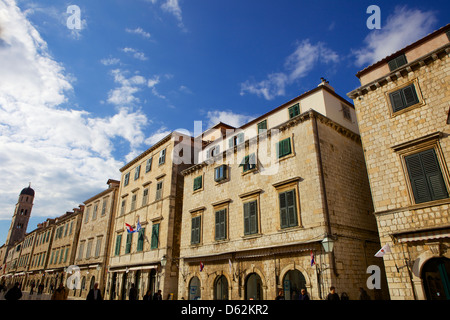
422 257 450 300
245 273 262 300
121 272 128 300
110 273 117 300
214 275 228 300
134 270 141 298
89 276 96 291
282 269 306 300
147 269 157 296
189 276 201 300
79 276 86 297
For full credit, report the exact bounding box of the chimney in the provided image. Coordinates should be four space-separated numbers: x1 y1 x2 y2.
318 77 334 91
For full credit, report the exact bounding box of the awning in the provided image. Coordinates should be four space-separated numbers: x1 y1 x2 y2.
394 228 450 243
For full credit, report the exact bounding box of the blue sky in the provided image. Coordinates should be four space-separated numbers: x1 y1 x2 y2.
0 0 449 245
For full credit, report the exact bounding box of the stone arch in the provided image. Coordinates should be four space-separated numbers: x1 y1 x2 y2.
242 266 267 300
279 263 312 299
186 273 202 300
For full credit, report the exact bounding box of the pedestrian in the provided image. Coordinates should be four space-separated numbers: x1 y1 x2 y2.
129 283 138 300
143 289 152 301
51 283 69 300
275 288 285 300
30 281 35 295
153 289 162 300
86 282 103 301
340 292 349 300
326 286 340 301
5 282 22 301
358 287 371 300
38 283 44 295
299 288 310 301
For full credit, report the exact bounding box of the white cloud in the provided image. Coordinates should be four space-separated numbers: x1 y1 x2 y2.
107 69 148 106
161 0 185 30
240 40 339 100
125 27 151 39
353 6 438 67
100 57 121 66
144 127 172 146
206 110 255 128
0 1 149 221
122 47 148 61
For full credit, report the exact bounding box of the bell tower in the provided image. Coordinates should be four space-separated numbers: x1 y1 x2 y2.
5 184 35 248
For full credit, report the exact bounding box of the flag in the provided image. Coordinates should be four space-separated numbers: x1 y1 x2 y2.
125 223 137 233
200 262 204 272
310 250 315 266
136 218 142 232
375 244 391 257
228 259 233 274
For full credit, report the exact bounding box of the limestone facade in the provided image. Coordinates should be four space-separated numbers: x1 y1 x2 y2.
178 84 387 300
348 25 450 300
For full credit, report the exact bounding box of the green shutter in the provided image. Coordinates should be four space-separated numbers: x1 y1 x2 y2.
125 233 132 254
288 104 300 119
137 228 145 252
115 234 122 256
277 138 292 158
215 209 226 240
390 84 419 113
402 85 419 107
194 176 202 191
405 149 448 204
279 190 298 228
191 216 201 244
151 224 160 249
243 201 257 235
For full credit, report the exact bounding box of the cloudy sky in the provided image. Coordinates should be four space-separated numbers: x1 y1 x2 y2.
0 0 448 244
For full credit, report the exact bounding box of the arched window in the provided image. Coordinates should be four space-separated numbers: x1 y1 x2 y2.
189 276 201 300
214 275 228 300
245 273 262 300
422 257 450 300
282 269 306 300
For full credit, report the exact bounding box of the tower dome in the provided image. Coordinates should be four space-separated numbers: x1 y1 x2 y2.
20 184 35 197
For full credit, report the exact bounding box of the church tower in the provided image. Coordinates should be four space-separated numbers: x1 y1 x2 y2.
5 184 35 248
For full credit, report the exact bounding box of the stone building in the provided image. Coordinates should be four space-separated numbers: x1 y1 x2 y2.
72 179 119 299
105 132 194 300
44 207 83 292
347 24 450 299
178 81 388 300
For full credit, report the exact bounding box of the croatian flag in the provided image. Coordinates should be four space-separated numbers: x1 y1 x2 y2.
310 250 316 266
375 244 391 257
200 262 204 272
125 223 137 233
136 218 142 232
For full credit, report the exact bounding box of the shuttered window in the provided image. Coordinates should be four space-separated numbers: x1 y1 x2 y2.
151 224 160 249
214 165 227 182
191 216 201 244
193 176 203 191
125 233 132 254
145 157 153 172
137 227 145 252
240 153 256 172
405 149 449 204
257 120 267 133
388 54 407 71
389 84 420 113
279 189 298 228
277 138 292 159
288 103 300 119
215 209 227 240
243 200 258 235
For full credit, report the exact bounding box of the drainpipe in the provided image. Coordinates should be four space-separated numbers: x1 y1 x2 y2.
311 111 339 278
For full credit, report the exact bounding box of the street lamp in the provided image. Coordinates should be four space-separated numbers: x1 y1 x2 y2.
161 255 167 267
321 236 334 253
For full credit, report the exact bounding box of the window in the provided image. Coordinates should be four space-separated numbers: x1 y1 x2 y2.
101 199 107 216
86 239 93 259
342 104 352 121
78 242 85 260
388 54 407 71
69 221 73 235
92 204 98 220
207 145 220 159
193 176 203 191
136 228 146 252
215 209 227 240
288 103 300 119
159 148 166 165
134 165 141 180
257 120 267 133
146 157 153 173
64 223 68 237
277 137 292 159
125 233 133 254
124 172 130 186
229 132 244 148
151 224 160 249
84 207 90 223
405 149 449 204
114 234 122 256
214 165 227 182
191 216 201 245
389 83 420 113
131 194 137 211
64 247 69 263
120 199 126 216
156 181 163 200
95 237 102 257
142 188 149 206
243 200 258 235
279 189 298 228
240 153 256 172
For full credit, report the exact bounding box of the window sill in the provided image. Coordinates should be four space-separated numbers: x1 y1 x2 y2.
241 233 262 240
241 167 258 176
